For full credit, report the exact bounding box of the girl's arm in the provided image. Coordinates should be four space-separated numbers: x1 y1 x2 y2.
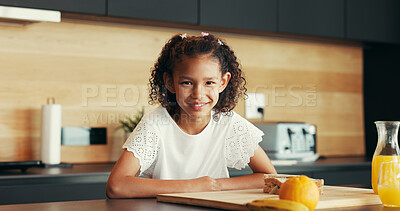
215 145 277 190
106 150 221 198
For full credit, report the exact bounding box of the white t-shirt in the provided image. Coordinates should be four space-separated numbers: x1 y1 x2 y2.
122 107 264 180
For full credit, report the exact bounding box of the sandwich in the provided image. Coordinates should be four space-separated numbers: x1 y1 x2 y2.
263 174 324 195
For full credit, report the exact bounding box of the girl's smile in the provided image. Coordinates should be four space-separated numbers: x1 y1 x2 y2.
188 102 209 111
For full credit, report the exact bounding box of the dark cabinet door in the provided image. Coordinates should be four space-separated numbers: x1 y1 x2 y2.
278 0 345 38
0 0 106 15
200 0 277 32
0 183 107 205
346 0 400 44
108 0 198 25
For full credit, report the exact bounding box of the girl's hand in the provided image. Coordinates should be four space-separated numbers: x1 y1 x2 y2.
191 176 222 192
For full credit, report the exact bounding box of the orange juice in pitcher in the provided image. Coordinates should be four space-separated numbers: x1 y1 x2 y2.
377 161 400 207
372 155 400 193
372 121 400 194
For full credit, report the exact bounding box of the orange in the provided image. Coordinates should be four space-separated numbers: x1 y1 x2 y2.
279 175 319 211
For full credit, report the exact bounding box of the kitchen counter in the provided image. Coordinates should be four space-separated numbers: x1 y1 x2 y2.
0 156 370 179
0 163 112 185
0 163 113 205
231 156 372 187
0 156 372 205
0 198 396 211
235 156 371 174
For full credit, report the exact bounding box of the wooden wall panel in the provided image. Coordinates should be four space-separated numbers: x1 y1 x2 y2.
0 20 363 162
227 36 364 156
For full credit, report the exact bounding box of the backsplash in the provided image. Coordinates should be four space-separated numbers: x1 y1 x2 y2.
0 20 363 162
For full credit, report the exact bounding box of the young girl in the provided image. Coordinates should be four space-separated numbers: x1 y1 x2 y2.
106 32 276 198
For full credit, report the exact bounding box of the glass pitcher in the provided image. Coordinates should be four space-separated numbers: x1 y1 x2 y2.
371 121 400 193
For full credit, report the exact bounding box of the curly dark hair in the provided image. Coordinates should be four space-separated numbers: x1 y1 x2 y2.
148 33 247 117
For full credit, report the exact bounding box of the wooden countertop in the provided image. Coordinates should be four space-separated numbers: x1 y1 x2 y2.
0 198 395 211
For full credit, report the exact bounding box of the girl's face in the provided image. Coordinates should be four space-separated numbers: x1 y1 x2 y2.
165 55 231 121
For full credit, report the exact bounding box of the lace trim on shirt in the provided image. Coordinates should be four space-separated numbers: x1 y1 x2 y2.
225 120 264 170
122 121 160 176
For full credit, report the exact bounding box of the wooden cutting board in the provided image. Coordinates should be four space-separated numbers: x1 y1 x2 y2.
157 186 381 210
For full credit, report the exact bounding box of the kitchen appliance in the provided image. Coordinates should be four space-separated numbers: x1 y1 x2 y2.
61 127 107 145
255 122 318 161
0 161 41 173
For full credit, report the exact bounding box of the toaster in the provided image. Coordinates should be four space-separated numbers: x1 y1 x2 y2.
255 123 318 161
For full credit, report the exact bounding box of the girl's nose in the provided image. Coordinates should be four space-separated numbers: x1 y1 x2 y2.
191 85 204 99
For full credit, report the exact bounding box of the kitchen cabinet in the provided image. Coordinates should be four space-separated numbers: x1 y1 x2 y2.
0 183 106 205
0 164 111 205
108 0 198 25
232 167 371 187
278 0 345 38
0 0 106 15
200 0 277 32
312 170 370 187
346 0 400 44
1 0 398 45
230 157 372 187
2 0 398 45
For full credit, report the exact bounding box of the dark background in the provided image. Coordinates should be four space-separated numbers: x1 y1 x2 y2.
364 43 400 158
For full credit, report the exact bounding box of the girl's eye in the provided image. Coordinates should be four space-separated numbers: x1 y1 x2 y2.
180 81 192 85
206 81 216 85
